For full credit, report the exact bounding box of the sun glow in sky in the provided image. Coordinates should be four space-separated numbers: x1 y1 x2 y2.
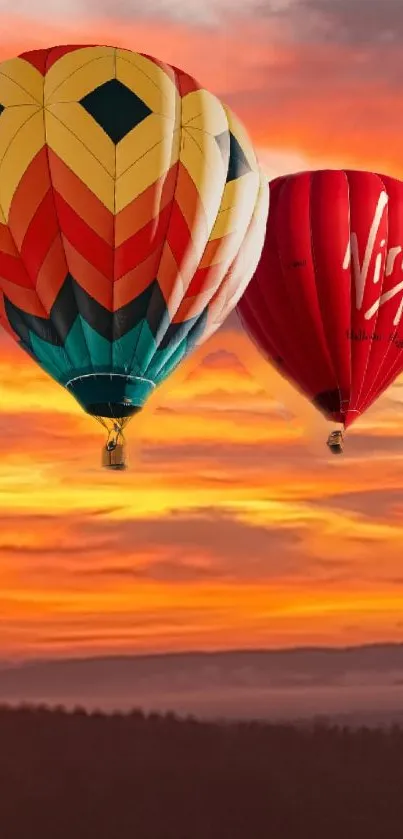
1 0 403 659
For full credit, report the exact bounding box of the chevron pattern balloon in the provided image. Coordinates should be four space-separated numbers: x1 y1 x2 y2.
0 45 268 435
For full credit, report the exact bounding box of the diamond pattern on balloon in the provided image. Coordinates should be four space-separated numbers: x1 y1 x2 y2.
79 78 152 144
226 133 252 183
215 130 252 182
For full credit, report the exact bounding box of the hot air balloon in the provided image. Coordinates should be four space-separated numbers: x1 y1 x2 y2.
0 45 268 469
237 169 403 453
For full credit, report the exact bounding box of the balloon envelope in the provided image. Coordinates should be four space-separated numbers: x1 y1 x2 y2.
237 169 403 429
0 45 268 423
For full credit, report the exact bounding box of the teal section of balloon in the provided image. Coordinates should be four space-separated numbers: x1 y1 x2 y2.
17 304 207 412
69 373 155 411
112 320 157 375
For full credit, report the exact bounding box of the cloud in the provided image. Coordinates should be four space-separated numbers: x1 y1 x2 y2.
343 432 403 458
312 488 403 521
7 0 397 43
19 0 398 51
288 0 403 44
141 440 303 468
0 507 305 583
2 0 271 25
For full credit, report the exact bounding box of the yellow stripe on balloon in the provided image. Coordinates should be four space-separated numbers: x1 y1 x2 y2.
0 108 44 219
46 102 116 176
181 89 229 136
210 173 261 241
44 108 115 213
115 129 180 213
116 114 177 180
0 105 40 168
0 57 44 105
45 54 115 105
44 46 116 102
180 128 226 241
116 51 179 118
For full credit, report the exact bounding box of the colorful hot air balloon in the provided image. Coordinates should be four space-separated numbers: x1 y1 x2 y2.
0 45 268 468
237 169 403 453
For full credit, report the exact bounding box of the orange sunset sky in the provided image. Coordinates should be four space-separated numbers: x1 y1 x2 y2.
1 0 403 661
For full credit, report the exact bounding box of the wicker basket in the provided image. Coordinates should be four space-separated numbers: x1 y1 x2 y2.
326 430 343 455
102 443 126 470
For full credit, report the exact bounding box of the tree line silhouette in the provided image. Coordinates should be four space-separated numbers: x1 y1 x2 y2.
0 704 402 838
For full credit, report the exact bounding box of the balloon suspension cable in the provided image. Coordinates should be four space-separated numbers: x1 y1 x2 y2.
326 429 344 455
95 416 129 471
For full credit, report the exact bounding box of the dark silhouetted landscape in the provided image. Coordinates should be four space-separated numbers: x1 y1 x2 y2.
2 643 403 725
1 704 403 839
2 644 403 837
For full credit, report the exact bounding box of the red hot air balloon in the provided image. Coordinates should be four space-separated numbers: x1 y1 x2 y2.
237 169 403 453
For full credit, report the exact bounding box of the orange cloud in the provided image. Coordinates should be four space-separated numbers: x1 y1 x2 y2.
1 319 403 658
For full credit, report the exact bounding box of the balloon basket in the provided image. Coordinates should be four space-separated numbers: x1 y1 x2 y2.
326 430 344 455
102 442 127 471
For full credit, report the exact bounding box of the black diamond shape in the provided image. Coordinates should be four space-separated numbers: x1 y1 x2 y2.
80 78 152 144
215 130 230 162
226 132 252 183
0 104 4 117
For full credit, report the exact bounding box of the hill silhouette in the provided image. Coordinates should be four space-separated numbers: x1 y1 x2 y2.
2 643 403 722
0 704 403 838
